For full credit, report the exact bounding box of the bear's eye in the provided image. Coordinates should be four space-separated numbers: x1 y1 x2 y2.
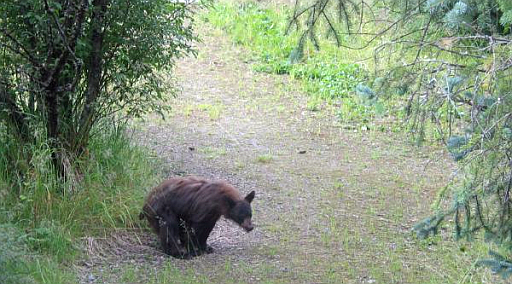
238 205 251 218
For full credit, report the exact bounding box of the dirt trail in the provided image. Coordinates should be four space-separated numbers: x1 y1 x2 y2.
80 23 475 284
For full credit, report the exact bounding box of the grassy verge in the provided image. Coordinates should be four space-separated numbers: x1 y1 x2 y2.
0 122 162 283
202 0 399 126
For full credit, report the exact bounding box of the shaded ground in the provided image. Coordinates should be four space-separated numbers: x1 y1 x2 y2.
78 18 494 284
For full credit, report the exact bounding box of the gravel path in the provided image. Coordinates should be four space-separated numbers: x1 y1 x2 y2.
79 23 479 284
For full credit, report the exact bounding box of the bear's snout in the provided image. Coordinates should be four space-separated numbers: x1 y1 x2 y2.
241 218 253 232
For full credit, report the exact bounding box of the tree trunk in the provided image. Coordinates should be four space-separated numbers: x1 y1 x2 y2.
77 0 109 154
45 78 62 174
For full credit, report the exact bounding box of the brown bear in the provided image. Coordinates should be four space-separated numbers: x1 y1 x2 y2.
140 176 255 258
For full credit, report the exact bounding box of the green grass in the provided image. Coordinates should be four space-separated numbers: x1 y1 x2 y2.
0 223 76 284
197 103 224 120
256 154 273 163
202 0 394 124
198 146 228 159
0 121 163 282
204 2 297 74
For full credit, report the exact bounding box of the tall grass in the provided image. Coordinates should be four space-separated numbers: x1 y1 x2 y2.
0 223 76 284
205 1 298 74
0 120 162 282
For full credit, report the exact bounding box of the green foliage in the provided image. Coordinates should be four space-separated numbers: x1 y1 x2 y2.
446 135 471 161
23 220 74 262
205 1 297 74
426 0 508 34
407 64 512 246
0 119 162 281
0 0 196 174
0 1 192 280
290 61 364 99
287 0 362 58
400 0 512 276
498 0 512 29
355 84 375 101
287 0 512 277
413 213 447 239
0 120 161 232
204 2 376 122
477 251 512 280
0 224 76 284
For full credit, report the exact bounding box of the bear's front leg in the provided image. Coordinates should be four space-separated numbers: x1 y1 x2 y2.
191 221 216 254
203 244 214 254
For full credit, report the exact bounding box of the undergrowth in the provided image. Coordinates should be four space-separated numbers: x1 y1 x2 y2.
0 121 162 283
203 1 396 124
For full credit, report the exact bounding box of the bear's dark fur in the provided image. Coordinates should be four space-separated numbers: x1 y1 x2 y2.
140 176 255 258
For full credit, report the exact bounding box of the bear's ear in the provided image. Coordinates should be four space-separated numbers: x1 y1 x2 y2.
244 191 255 203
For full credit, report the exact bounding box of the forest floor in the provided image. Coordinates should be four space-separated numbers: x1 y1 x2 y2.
77 16 494 284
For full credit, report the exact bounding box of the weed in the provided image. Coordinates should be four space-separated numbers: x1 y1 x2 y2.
182 105 195 117
306 98 321 111
120 264 140 283
256 154 273 163
290 60 364 99
150 263 208 284
197 103 224 120
198 146 228 159
371 150 382 160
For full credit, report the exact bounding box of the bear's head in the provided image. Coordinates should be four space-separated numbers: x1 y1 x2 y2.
226 191 255 232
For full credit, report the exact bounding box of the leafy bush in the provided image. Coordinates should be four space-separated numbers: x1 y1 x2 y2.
290 61 363 99
0 0 196 174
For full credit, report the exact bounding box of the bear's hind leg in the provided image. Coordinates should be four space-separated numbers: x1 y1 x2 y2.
179 221 199 253
158 214 188 258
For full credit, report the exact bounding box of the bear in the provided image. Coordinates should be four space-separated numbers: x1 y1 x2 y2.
139 176 255 258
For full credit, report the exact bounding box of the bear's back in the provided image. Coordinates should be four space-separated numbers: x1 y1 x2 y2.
145 176 207 213
144 176 242 222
